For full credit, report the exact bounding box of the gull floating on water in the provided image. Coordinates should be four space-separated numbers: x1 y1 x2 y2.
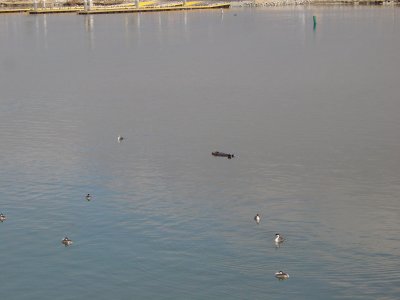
86 194 91 201
275 271 289 280
0 213 6 222
254 214 260 224
61 237 73 247
117 136 124 143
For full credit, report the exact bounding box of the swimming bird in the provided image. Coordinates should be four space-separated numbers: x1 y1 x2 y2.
61 237 73 247
0 213 6 222
275 271 289 280
86 194 91 201
275 233 284 244
117 135 124 143
254 214 261 224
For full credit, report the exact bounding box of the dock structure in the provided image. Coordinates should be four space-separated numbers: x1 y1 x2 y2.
0 8 30 12
78 2 230 14
29 6 83 13
1 0 230 14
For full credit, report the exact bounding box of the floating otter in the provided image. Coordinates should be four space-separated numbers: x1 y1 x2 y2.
212 151 235 159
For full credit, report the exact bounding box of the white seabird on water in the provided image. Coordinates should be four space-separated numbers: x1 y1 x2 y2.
254 214 261 224
86 194 91 201
275 233 284 244
117 135 124 143
275 271 289 280
0 213 6 222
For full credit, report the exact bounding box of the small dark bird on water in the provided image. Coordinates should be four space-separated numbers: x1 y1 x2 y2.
275 271 289 280
61 236 73 247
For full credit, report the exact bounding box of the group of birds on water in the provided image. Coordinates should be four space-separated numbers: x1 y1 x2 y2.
1 135 289 280
0 136 125 247
254 213 290 280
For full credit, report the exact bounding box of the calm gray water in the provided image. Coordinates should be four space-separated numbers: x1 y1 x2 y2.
1 6 400 299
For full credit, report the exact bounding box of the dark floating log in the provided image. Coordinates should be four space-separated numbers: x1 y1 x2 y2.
212 151 235 159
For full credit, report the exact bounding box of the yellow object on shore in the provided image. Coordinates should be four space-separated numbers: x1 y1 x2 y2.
138 1 155 6
184 1 200 5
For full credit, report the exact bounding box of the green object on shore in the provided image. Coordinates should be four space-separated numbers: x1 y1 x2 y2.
313 15 317 25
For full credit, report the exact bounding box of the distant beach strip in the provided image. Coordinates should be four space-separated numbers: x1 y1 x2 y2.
1 0 398 13
0 0 230 14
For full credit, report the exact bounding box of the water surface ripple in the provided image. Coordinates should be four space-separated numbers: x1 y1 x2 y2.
1 7 400 300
